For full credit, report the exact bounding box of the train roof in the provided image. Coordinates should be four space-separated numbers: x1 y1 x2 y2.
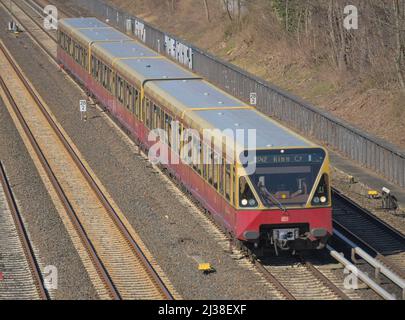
114 57 198 88
183 108 313 150
145 79 247 118
59 17 109 29
76 28 132 44
60 17 320 153
92 41 158 64
60 18 131 47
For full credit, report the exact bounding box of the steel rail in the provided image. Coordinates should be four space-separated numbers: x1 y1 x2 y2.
332 188 405 243
334 230 405 300
301 259 349 300
0 22 173 298
0 161 49 300
332 189 405 286
333 219 405 278
0 43 121 300
327 244 396 300
330 189 405 299
252 260 296 300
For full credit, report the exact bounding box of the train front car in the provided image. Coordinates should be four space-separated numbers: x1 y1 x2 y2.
236 147 332 252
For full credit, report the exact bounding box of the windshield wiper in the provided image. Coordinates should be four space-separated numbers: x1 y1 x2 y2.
259 187 288 213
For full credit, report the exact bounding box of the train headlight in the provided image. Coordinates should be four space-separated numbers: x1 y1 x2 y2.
241 199 248 206
320 196 327 203
313 196 320 204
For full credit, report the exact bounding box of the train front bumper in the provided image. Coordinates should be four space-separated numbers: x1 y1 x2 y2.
236 207 332 249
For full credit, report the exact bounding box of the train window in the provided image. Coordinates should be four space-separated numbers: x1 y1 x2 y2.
202 144 209 181
69 38 73 56
116 76 119 100
239 176 258 208
197 141 202 175
79 47 83 66
145 99 151 128
225 164 231 201
178 126 182 155
110 69 114 93
160 109 165 129
153 104 160 129
84 51 88 70
91 57 96 78
233 166 237 205
213 153 219 189
115 75 119 98
219 162 224 195
120 80 124 104
130 88 135 113
63 33 66 51
192 135 199 172
134 89 140 118
166 114 172 147
127 84 132 110
99 61 104 84
96 60 100 81
185 134 192 161
116 76 124 103
208 150 214 185
124 82 127 106
123 82 127 107
106 67 111 92
103 66 108 88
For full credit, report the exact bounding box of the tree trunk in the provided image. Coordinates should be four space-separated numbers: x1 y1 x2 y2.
222 0 233 21
328 0 339 67
285 0 289 31
203 0 211 22
393 0 405 89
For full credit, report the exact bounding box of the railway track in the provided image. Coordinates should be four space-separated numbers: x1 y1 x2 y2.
331 189 405 299
0 161 48 300
0 40 174 300
4 0 405 300
332 189 405 276
255 254 350 300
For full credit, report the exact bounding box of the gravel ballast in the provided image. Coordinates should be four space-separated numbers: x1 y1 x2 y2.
0 94 99 299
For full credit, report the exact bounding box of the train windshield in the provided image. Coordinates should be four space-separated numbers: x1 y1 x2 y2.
240 148 326 208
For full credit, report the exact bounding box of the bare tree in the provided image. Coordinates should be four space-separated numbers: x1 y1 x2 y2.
393 0 405 89
203 0 211 22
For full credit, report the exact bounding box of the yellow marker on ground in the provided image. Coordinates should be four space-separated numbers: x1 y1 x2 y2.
367 190 379 198
198 263 212 271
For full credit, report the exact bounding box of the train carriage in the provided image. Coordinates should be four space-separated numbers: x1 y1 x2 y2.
57 17 332 252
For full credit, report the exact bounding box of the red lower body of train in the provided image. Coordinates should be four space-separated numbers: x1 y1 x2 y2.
58 48 332 251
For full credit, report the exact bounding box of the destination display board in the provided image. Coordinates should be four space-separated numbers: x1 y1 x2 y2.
242 148 325 167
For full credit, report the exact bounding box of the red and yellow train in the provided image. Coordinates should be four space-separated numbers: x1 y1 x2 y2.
57 17 332 252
